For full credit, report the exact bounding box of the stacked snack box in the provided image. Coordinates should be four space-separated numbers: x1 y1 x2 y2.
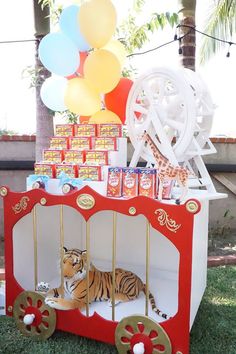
122 167 139 199
107 167 123 198
139 168 156 199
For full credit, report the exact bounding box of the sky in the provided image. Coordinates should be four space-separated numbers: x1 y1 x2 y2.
0 0 235 136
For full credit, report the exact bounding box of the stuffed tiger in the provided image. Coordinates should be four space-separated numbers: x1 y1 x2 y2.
45 247 169 319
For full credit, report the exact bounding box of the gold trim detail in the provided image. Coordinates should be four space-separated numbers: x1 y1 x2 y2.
0 187 8 197
12 196 30 214
40 198 47 205
76 194 95 210
8 306 13 313
186 200 199 213
155 209 181 233
129 207 136 215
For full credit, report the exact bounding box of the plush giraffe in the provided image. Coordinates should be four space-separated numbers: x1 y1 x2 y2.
142 131 192 204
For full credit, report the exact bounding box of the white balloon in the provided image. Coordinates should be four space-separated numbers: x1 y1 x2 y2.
40 76 68 112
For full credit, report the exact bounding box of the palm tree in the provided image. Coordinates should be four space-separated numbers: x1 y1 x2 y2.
178 0 197 71
200 0 236 63
33 1 54 162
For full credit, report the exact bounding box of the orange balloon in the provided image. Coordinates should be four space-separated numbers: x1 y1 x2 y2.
84 49 121 94
66 52 88 79
79 116 90 124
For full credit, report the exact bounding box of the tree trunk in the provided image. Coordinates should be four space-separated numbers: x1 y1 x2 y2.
178 0 196 71
33 1 54 162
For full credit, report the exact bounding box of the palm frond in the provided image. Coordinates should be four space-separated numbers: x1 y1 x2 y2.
200 0 236 64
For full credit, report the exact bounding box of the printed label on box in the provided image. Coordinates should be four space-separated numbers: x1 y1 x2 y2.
122 167 139 198
50 137 68 150
97 124 122 137
64 150 85 164
55 124 74 137
107 167 122 197
85 150 108 165
78 166 102 181
34 163 55 178
74 124 96 137
70 137 91 150
55 164 78 178
43 150 63 163
92 137 117 151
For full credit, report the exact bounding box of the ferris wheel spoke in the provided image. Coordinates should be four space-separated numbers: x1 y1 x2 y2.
165 118 184 132
133 103 149 115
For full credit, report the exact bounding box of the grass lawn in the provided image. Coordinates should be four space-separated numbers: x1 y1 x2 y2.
0 266 235 354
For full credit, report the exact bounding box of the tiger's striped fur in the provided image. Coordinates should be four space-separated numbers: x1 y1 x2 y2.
45 248 169 319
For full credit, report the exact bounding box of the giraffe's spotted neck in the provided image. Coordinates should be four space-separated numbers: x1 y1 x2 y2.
143 132 168 163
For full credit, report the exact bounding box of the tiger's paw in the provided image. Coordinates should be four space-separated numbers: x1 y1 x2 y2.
45 297 64 310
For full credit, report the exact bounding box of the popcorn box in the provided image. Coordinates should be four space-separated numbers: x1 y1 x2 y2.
34 163 55 178
69 137 91 150
43 149 64 163
78 165 102 181
107 167 122 198
92 137 117 151
85 150 108 165
97 124 122 137
156 177 174 200
50 137 69 150
55 124 74 137
138 168 156 198
122 167 139 199
74 124 96 137
55 164 78 178
64 150 85 164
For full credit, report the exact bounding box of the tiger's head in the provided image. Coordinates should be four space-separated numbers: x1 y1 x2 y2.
62 247 88 281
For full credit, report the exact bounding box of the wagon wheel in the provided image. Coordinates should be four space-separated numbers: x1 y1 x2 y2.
13 291 56 340
115 315 172 354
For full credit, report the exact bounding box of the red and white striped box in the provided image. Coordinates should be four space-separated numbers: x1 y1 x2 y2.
50 137 69 150
55 164 78 178
78 165 102 181
97 124 122 137
122 167 139 199
74 124 97 137
34 163 55 178
91 137 117 151
85 150 108 165
138 168 156 198
55 124 74 137
64 150 85 164
69 137 91 150
43 149 64 163
107 167 123 198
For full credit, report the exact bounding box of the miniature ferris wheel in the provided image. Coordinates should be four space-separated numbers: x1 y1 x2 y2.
126 67 217 193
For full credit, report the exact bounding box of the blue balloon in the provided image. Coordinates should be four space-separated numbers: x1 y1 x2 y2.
59 5 90 52
40 76 68 112
39 32 80 76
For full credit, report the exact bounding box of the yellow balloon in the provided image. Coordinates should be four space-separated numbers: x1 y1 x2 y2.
89 109 122 123
103 40 127 68
79 0 117 49
64 78 101 116
84 49 121 94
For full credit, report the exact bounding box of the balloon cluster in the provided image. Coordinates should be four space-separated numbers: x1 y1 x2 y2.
39 0 133 124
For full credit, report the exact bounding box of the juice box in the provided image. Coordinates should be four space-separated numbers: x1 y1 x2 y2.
69 137 91 150
138 168 156 198
122 167 139 198
156 177 174 200
50 137 69 150
55 124 74 137
64 150 85 164
74 124 96 137
78 165 102 181
34 163 55 178
107 167 123 198
55 164 78 178
43 149 64 163
92 137 117 151
85 150 108 165
97 124 122 137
